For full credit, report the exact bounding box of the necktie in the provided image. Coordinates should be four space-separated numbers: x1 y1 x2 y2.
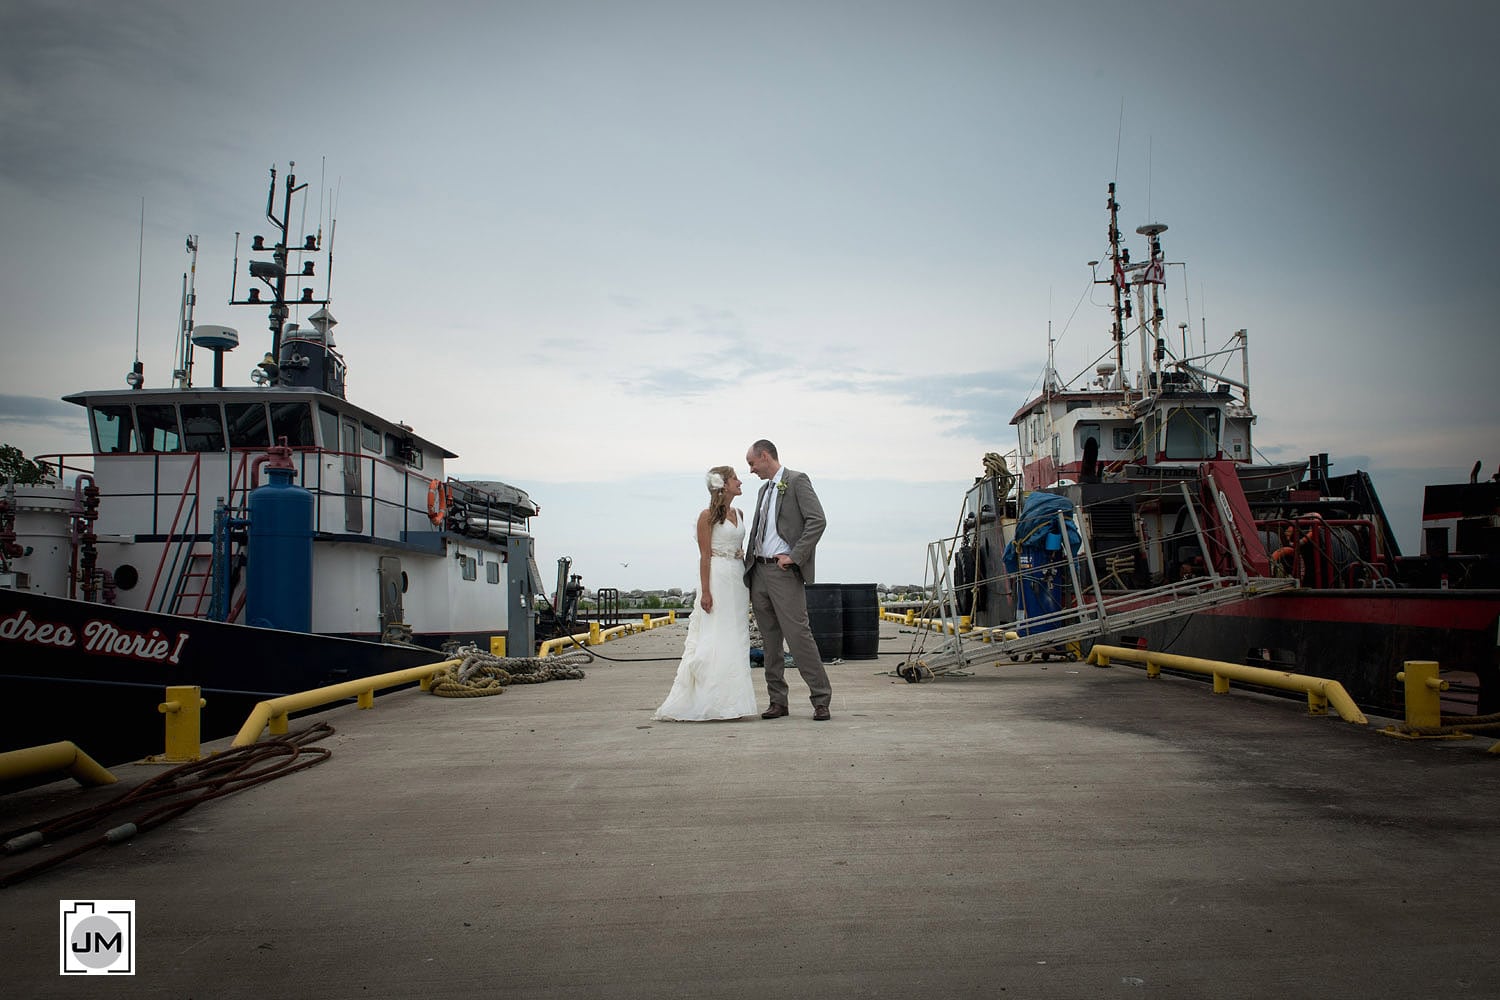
754 483 772 554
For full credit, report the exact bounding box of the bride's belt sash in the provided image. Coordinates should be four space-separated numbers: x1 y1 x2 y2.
710 548 744 559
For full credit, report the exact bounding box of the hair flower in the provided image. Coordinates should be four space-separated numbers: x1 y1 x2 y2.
706 470 725 490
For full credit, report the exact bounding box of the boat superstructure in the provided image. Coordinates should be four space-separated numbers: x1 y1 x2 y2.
1012 184 1304 498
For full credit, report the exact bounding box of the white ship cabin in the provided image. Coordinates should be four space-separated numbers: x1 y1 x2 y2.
64 385 456 545
1011 362 1256 492
43 385 533 643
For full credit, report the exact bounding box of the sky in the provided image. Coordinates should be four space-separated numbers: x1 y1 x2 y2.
2 0 1496 593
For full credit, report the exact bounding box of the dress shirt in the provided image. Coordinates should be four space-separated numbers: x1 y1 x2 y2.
757 470 792 559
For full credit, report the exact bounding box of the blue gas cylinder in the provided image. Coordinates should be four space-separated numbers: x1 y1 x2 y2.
246 453 314 632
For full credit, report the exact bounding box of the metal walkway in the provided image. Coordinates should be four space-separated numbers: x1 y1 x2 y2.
911 573 1296 675
910 478 1298 676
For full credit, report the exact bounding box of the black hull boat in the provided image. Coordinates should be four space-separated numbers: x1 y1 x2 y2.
932 184 1500 716
0 164 545 765
0 588 445 765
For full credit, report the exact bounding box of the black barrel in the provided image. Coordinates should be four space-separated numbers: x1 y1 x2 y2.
804 583 843 661
841 583 880 659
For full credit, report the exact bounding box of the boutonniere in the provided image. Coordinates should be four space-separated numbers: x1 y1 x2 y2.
776 481 788 496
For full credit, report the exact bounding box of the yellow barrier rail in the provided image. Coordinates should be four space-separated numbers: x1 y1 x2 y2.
884 613 972 634
232 659 459 747
538 631 594 659
1087 644 1368 725
538 611 678 658
0 741 117 790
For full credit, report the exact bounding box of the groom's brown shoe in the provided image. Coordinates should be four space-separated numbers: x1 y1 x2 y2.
761 703 789 719
813 705 831 721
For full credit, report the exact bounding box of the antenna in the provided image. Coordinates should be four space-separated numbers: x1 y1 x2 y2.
173 235 200 388
128 197 145 389
1113 97 1125 183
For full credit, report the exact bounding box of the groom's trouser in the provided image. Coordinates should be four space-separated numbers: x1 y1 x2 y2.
750 563 832 709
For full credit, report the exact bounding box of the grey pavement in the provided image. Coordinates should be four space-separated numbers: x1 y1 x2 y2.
2 619 1498 999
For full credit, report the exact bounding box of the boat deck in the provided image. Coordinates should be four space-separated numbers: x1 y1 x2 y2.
4 620 1498 998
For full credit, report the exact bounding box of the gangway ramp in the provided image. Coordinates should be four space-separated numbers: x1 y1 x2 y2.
909 573 1296 676
907 474 1299 677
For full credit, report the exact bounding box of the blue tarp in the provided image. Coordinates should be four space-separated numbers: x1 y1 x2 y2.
1002 492 1083 633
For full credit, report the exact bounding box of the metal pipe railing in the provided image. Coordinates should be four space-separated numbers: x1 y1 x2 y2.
232 659 459 747
1087 643 1367 725
0 741 118 789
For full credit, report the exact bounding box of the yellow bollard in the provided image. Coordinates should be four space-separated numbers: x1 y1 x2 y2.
489 635 507 657
589 622 602 645
642 613 653 629
154 685 206 763
1382 660 1472 740
904 610 915 625
1397 661 1448 731
669 610 677 623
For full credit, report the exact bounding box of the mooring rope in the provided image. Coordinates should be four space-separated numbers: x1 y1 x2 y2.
427 644 591 698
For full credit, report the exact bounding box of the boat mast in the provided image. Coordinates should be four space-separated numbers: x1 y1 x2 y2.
1136 221 1167 393
230 163 328 369
1105 183 1129 398
172 235 200 389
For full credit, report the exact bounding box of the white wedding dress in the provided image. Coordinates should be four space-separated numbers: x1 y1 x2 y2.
652 510 757 721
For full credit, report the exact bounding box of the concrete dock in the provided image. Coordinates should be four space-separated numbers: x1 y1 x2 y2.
3 619 1498 998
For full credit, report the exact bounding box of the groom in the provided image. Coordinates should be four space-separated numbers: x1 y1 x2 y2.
743 439 833 721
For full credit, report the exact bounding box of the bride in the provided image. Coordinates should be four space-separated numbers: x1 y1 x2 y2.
652 466 758 721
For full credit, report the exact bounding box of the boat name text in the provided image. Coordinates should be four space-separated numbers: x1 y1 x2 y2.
0 609 190 664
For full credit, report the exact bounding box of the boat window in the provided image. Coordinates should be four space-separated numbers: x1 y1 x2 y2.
91 405 137 454
1163 407 1220 460
136 405 182 453
1066 400 1093 412
317 406 340 451
270 402 315 448
361 423 381 453
1076 423 1100 452
486 561 501 584
461 555 477 581
1113 426 1141 453
181 403 226 452
226 402 271 447
385 432 423 469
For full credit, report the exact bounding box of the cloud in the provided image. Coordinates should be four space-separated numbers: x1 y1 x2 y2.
0 394 86 431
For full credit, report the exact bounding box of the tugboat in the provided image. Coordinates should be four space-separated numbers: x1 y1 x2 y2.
932 183 1500 715
0 164 543 762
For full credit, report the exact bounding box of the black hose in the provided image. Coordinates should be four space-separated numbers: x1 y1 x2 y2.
1 724 335 889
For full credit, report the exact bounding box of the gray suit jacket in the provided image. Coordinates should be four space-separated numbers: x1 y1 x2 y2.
743 468 827 585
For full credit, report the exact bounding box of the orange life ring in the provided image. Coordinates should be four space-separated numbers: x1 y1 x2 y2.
427 479 450 526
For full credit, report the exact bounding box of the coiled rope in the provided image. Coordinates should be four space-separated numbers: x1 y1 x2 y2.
1394 710 1500 738
1 724 335 889
428 644 591 698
